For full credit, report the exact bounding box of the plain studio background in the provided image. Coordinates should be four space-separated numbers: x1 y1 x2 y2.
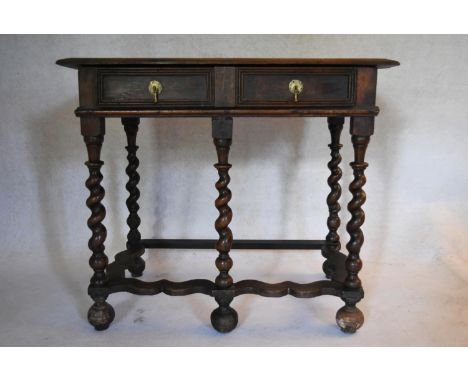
0 35 467 346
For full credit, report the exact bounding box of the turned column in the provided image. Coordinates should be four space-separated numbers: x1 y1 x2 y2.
81 117 115 331
122 117 145 277
336 116 373 333
210 117 238 333
322 117 344 278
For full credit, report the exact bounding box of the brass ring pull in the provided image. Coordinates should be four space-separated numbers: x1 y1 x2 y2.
148 80 163 103
289 79 303 102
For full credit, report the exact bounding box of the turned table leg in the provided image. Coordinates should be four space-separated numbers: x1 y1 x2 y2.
210 117 238 333
81 117 115 331
336 117 373 333
322 117 344 279
122 117 145 277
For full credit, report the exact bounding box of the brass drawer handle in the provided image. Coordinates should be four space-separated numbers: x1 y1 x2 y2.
289 79 303 102
148 80 163 103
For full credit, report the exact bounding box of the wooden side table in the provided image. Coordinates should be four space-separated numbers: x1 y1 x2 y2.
57 58 399 333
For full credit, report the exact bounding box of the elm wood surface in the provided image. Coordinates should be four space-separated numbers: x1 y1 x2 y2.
57 57 398 334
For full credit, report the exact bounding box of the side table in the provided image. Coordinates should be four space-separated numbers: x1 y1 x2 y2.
56 58 399 333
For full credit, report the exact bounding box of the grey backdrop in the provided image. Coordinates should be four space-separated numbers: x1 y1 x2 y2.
1 35 467 346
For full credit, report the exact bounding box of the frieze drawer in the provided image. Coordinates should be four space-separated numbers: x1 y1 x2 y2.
237 67 356 107
98 68 214 107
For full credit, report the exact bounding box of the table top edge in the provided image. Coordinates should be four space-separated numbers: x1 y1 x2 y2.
56 57 400 69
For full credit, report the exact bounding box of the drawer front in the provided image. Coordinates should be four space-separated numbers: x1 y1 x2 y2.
98 68 214 106
237 67 356 107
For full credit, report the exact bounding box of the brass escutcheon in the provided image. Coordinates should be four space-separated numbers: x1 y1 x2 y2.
288 79 303 102
148 80 163 103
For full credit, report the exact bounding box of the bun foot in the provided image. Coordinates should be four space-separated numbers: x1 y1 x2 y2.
88 300 115 331
211 306 238 333
128 256 145 278
336 305 364 333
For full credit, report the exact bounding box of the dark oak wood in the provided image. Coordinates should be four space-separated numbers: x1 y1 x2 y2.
210 117 238 333
75 107 380 118
322 116 344 279
214 66 236 107
336 125 372 333
141 239 327 250
99 247 350 297
58 57 398 334
345 133 370 291
100 277 344 299
61 57 397 116
122 117 145 277
99 68 214 107
81 117 115 331
233 279 342 298
106 278 216 296
57 57 400 69
237 67 355 107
